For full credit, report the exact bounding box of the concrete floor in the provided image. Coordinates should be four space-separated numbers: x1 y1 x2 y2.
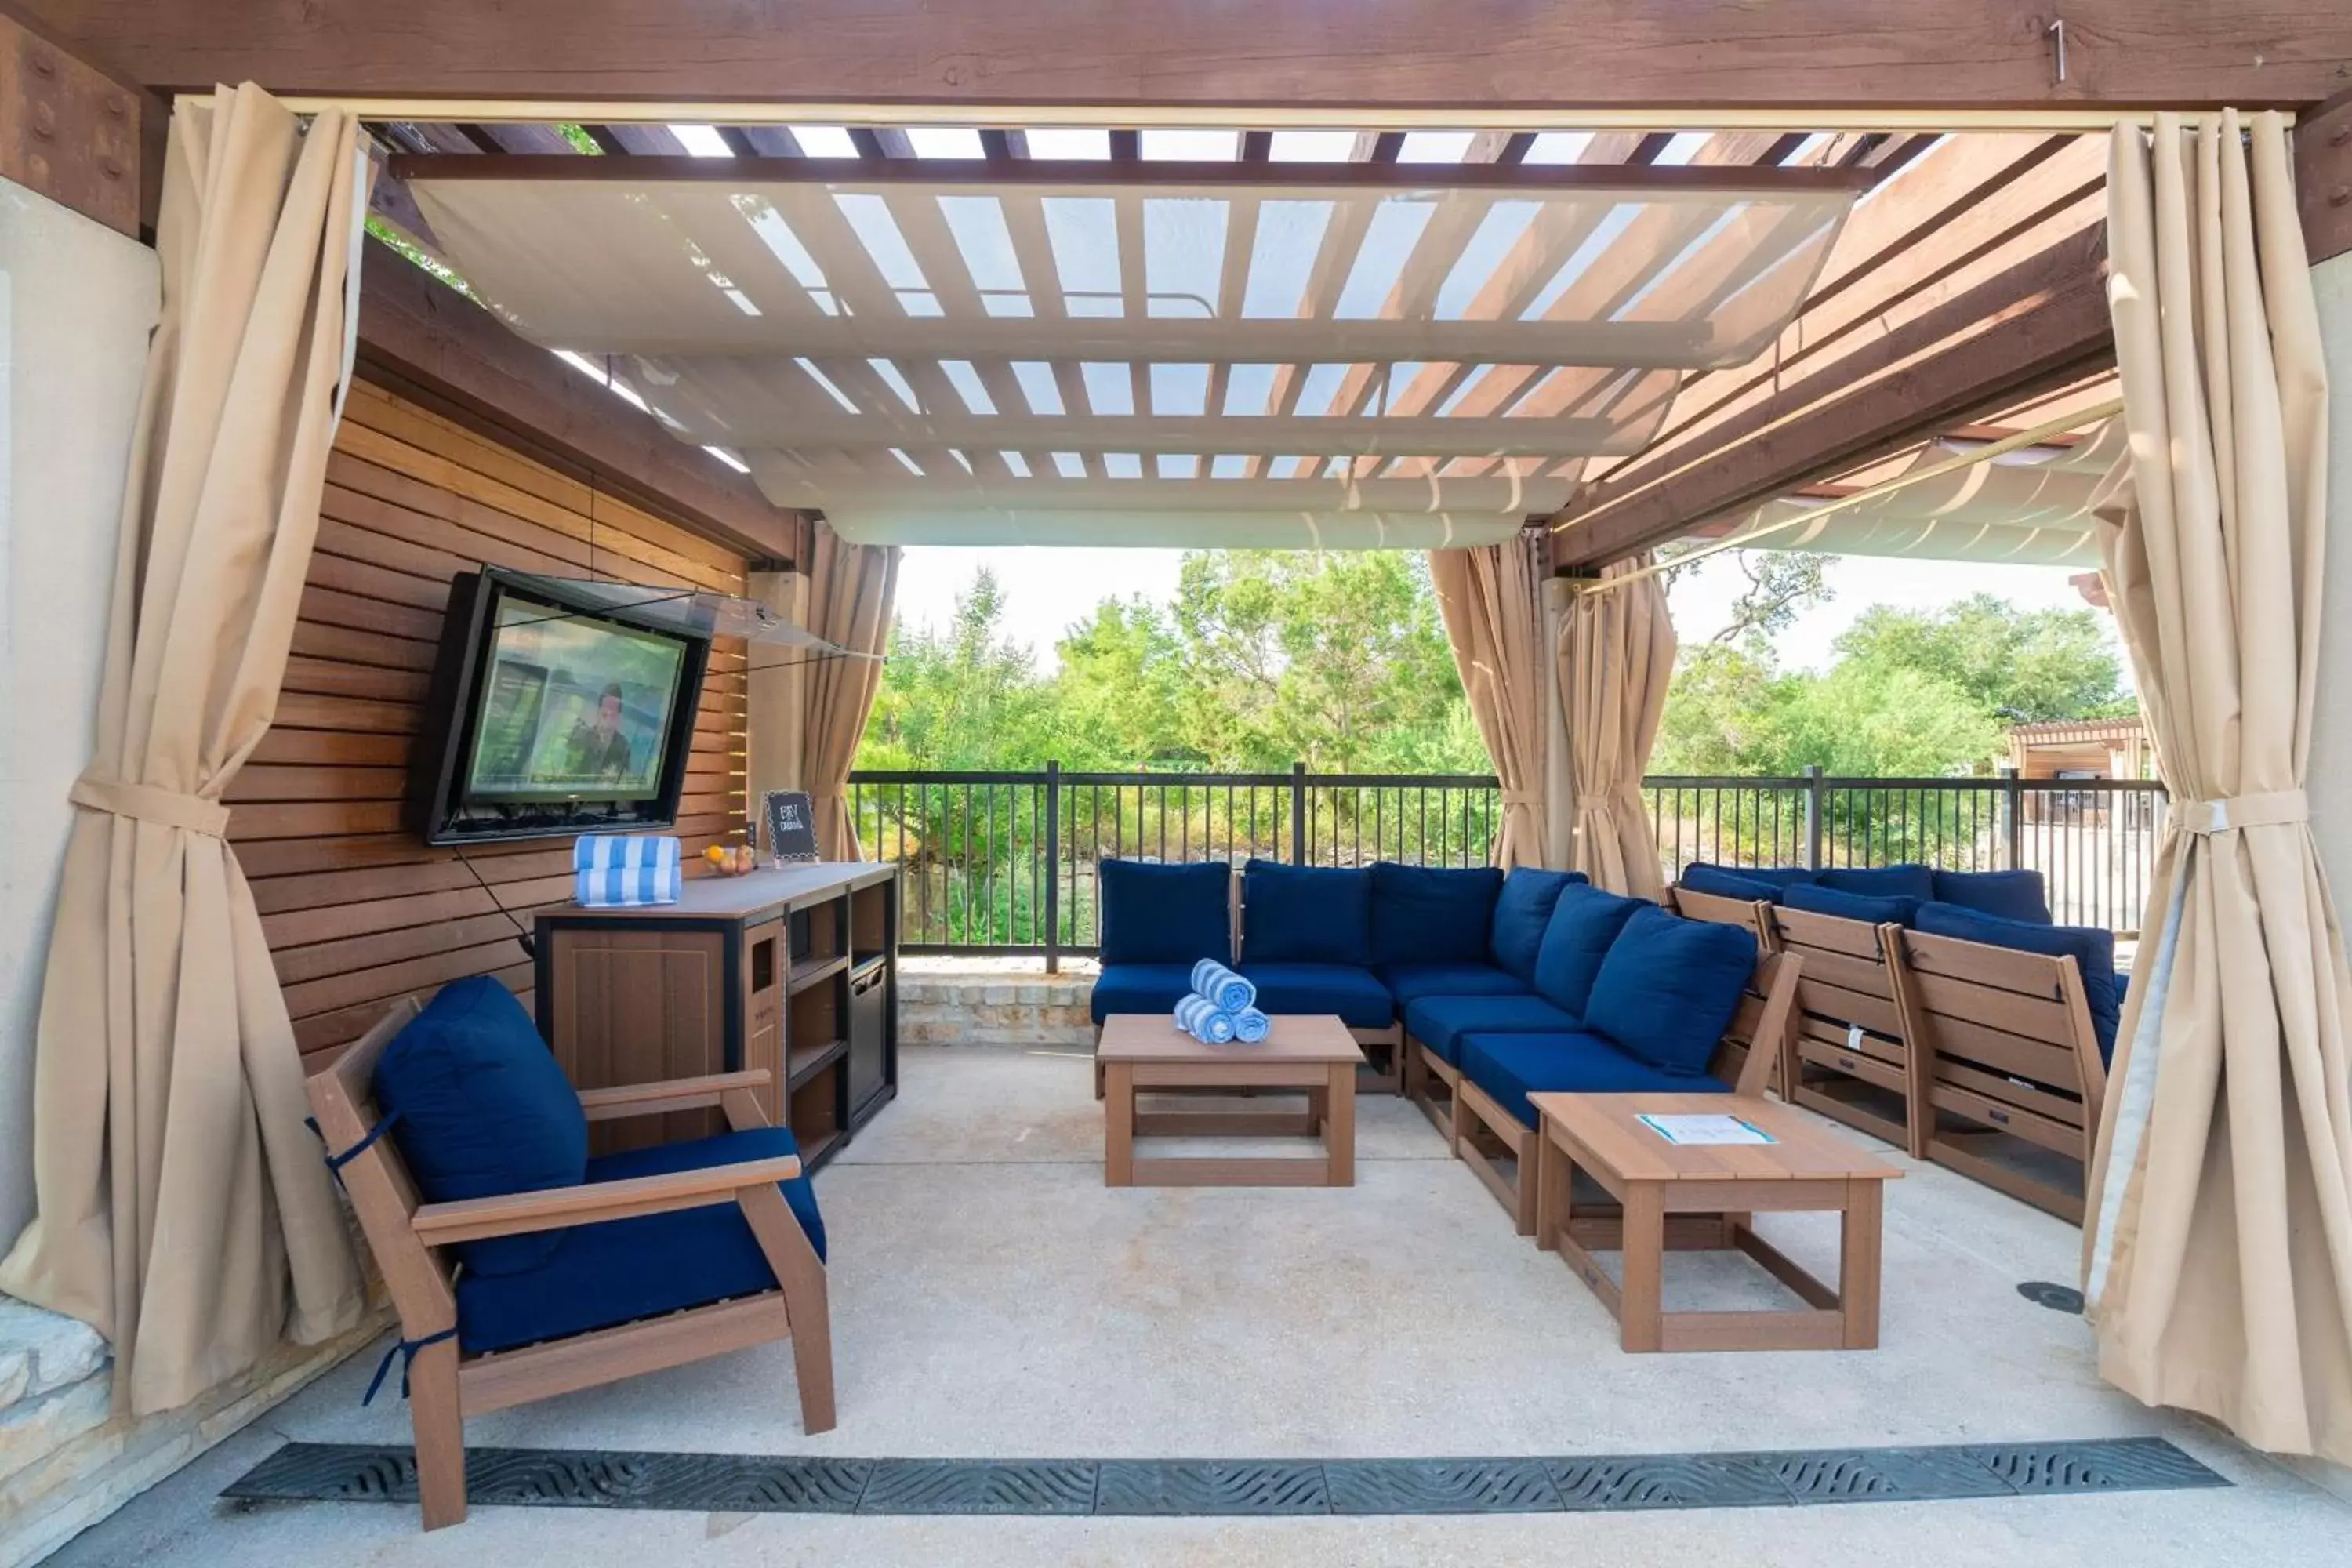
49 1045 2352 1566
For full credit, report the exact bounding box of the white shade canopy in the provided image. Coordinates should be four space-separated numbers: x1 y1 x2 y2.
406 159 1859 546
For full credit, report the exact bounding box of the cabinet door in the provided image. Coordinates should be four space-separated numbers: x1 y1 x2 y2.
546 926 728 1152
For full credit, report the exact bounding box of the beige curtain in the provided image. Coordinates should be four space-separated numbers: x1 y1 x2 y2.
1558 557 1675 898
802 523 900 859
2082 111 2352 1465
0 88 371 1413
1429 536 1549 869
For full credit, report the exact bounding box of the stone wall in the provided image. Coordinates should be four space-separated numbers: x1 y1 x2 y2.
899 956 1096 1047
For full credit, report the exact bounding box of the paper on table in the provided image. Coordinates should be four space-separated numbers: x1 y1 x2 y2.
1638 1113 1777 1146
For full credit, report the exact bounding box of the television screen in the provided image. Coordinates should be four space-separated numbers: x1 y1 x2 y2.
462 595 688 804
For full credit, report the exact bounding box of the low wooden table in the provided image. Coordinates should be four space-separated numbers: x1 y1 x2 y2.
1099 1014 1364 1187
1530 1092 1903 1352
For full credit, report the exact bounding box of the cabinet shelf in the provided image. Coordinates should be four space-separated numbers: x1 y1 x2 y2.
787 1036 848 1090
788 954 849 993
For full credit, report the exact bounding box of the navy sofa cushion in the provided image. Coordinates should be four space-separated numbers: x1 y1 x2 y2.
1461 1031 1728 1128
1377 960 1528 1009
1237 962 1395 1029
1914 900 2121 1065
456 1127 824 1355
1932 868 2053 924
1678 864 1788 902
1098 858 1232 967
1782 880 1920 927
1816 862 1936 902
1530 884 1646 1018
1403 993 1581 1066
1688 862 1817 890
374 975 586 1278
1582 906 1757 1077
1490 869 1588 984
1090 962 1199 1025
1241 858 1372 967
1369 862 1503 967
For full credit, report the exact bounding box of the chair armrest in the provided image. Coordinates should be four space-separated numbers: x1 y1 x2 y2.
409 1154 802 1246
576 1069 773 1123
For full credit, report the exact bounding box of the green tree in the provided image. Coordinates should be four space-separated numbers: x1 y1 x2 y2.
857 568 1057 770
1831 594 2131 723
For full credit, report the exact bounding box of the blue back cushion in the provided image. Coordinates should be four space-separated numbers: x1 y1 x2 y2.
1687 861 1817 891
1530 883 1646 1018
1241 858 1371 966
1583 906 1759 1076
1816 862 1936 901
1098 859 1232 966
1490 868 1588 983
1369 862 1502 967
1782 880 1920 927
1931 868 2052 924
373 976 587 1276
1915 901 2121 1064
1679 864 1786 902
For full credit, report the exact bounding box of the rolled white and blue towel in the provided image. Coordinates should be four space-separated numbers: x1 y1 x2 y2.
1172 993 1239 1044
1230 1007 1272 1044
574 833 682 907
1189 958 1256 1013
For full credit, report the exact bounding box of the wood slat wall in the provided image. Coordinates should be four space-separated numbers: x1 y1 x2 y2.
241 378 751 1063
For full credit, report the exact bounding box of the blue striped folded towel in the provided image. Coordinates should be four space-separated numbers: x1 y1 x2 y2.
1230 1007 1271 1044
1189 958 1256 1013
573 834 683 907
1172 993 1238 1045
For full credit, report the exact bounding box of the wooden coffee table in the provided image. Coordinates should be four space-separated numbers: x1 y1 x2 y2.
1098 1014 1364 1187
1530 1092 1903 1352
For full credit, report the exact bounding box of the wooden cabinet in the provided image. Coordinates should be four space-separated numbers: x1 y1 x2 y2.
536 863 899 1169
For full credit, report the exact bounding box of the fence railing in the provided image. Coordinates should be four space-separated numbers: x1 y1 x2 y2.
846 764 2166 964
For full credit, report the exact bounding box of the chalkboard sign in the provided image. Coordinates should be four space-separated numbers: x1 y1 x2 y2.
763 789 821 864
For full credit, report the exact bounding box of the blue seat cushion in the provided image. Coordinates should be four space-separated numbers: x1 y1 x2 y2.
1530 883 1646 1017
1490 868 1588 984
1816 862 1936 901
1090 962 1199 1024
1098 859 1232 967
1369 863 1502 967
455 1127 823 1355
1405 993 1581 1066
374 975 586 1278
1236 962 1395 1030
1376 960 1528 1010
1240 859 1372 967
1679 864 1788 902
1782 880 1920 927
1915 901 2121 1065
1931 868 2052 924
1461 1031 1728 1128
1583 905 1757 1077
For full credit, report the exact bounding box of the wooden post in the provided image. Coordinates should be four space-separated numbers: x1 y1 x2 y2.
0 13 146 238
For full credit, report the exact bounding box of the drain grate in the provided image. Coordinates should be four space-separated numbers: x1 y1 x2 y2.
226 1436 2225 1518
2019 1280 2088 1313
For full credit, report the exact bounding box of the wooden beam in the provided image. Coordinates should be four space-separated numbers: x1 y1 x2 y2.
386 151 1880 194
353 236 808 567
26 2 2350 113
2297 89 2352 263
0 9 147 235
1550 227 2114 568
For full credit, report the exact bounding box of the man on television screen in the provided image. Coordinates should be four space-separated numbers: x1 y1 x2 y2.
563 682 634 784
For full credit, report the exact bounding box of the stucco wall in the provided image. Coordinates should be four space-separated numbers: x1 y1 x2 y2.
0 180 158 1243
2311 250 2352 904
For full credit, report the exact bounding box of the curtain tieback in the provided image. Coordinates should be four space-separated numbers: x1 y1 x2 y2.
68 775 231 837
2178 789 2308 834
1500 790 1544 806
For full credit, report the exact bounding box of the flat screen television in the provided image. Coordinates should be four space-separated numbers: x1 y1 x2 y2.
408 568 712 845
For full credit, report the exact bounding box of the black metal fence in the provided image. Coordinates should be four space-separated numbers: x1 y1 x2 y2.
846 764 2166 964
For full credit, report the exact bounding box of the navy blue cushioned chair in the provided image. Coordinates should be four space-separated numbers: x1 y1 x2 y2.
1897 909 2115 1221
1090 858 1235 1029
1378 959 1529 1010
1369 862 1502 969
1451 936 1800 1234
1403 992 1581 1068
308 979 834 1532
1239 862 1406 1089
1930 867 2052 924
1780 880 1922 928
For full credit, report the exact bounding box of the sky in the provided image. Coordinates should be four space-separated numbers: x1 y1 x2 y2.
887 543 2122 681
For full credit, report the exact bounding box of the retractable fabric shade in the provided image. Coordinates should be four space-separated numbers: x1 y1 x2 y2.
404 161 1857 549
2082 111 2352 1466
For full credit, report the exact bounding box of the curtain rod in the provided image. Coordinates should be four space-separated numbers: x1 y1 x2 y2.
249 97 2279 133
1563 396 2128 597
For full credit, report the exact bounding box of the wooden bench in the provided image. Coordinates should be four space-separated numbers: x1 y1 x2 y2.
307 997 836 1530
1453 949 1802 1234
1771 906 1929 1158
1896 928 2110 1221
1664 885 1776 951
